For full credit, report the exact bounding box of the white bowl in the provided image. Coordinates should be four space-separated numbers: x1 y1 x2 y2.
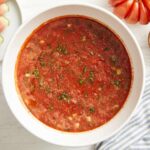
2 3 145 147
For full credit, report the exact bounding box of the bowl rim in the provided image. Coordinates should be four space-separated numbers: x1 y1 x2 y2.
2 2 145 147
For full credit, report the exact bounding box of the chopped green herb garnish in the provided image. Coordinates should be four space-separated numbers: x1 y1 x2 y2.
79 79 84 85
56 43 68 55
89 71 94 83
90 71 94 77
89 107 95 113
104 47 110 51
83 66 87 74
33 69 40 78
40 61 46 67
58 92 70 102
114 80 121 87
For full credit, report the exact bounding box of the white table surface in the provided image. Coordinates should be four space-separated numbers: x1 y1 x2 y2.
0 0 150 150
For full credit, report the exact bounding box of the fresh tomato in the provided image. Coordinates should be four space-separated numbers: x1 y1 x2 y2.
109 0 150 24
125 1 139 24
113 0 134 18
139 0 149 24
143 0 150 10
109 0 127 6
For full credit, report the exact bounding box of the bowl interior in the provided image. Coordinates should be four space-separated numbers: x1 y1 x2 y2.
2 3 145 146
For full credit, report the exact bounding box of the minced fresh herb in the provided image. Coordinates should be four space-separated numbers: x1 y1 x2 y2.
56 43 68 55
83 66 87 74
104 47 109 51
40 61 46 67
114 80 121 87
58 92 70 102
79 79 84 85
89 107 95 113
33 69 40 78
89 71 94 83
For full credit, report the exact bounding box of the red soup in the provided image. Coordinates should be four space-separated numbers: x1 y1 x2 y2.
16 16 132 132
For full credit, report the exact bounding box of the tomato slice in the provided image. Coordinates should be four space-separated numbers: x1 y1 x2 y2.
139 0 149 24
143 0 150 10
113 0 134 18
109 0 127 6
125 1 139 24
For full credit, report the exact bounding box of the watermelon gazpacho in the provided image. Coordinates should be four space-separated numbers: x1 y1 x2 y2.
15 16 132 132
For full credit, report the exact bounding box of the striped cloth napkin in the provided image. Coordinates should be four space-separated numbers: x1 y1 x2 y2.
96 76 150 150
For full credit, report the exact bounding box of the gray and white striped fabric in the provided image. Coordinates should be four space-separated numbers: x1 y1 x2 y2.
96 76 150 150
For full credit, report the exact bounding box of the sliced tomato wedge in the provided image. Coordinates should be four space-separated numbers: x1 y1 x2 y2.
143 0 150 10
113 0 134 18
125 1 139 24
109 0 127 6
139 0 149 24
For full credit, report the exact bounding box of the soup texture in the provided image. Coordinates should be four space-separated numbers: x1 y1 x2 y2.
16 16 132 132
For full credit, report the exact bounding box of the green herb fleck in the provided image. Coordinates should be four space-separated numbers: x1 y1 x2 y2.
89 107 95 113
56 43 68 55
40 61 46 67
104 47 110 51
89 71 94 83
114 80 121 87
58 92 70 102
83 66 87 74
79 79 84 85
33 69 40 78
